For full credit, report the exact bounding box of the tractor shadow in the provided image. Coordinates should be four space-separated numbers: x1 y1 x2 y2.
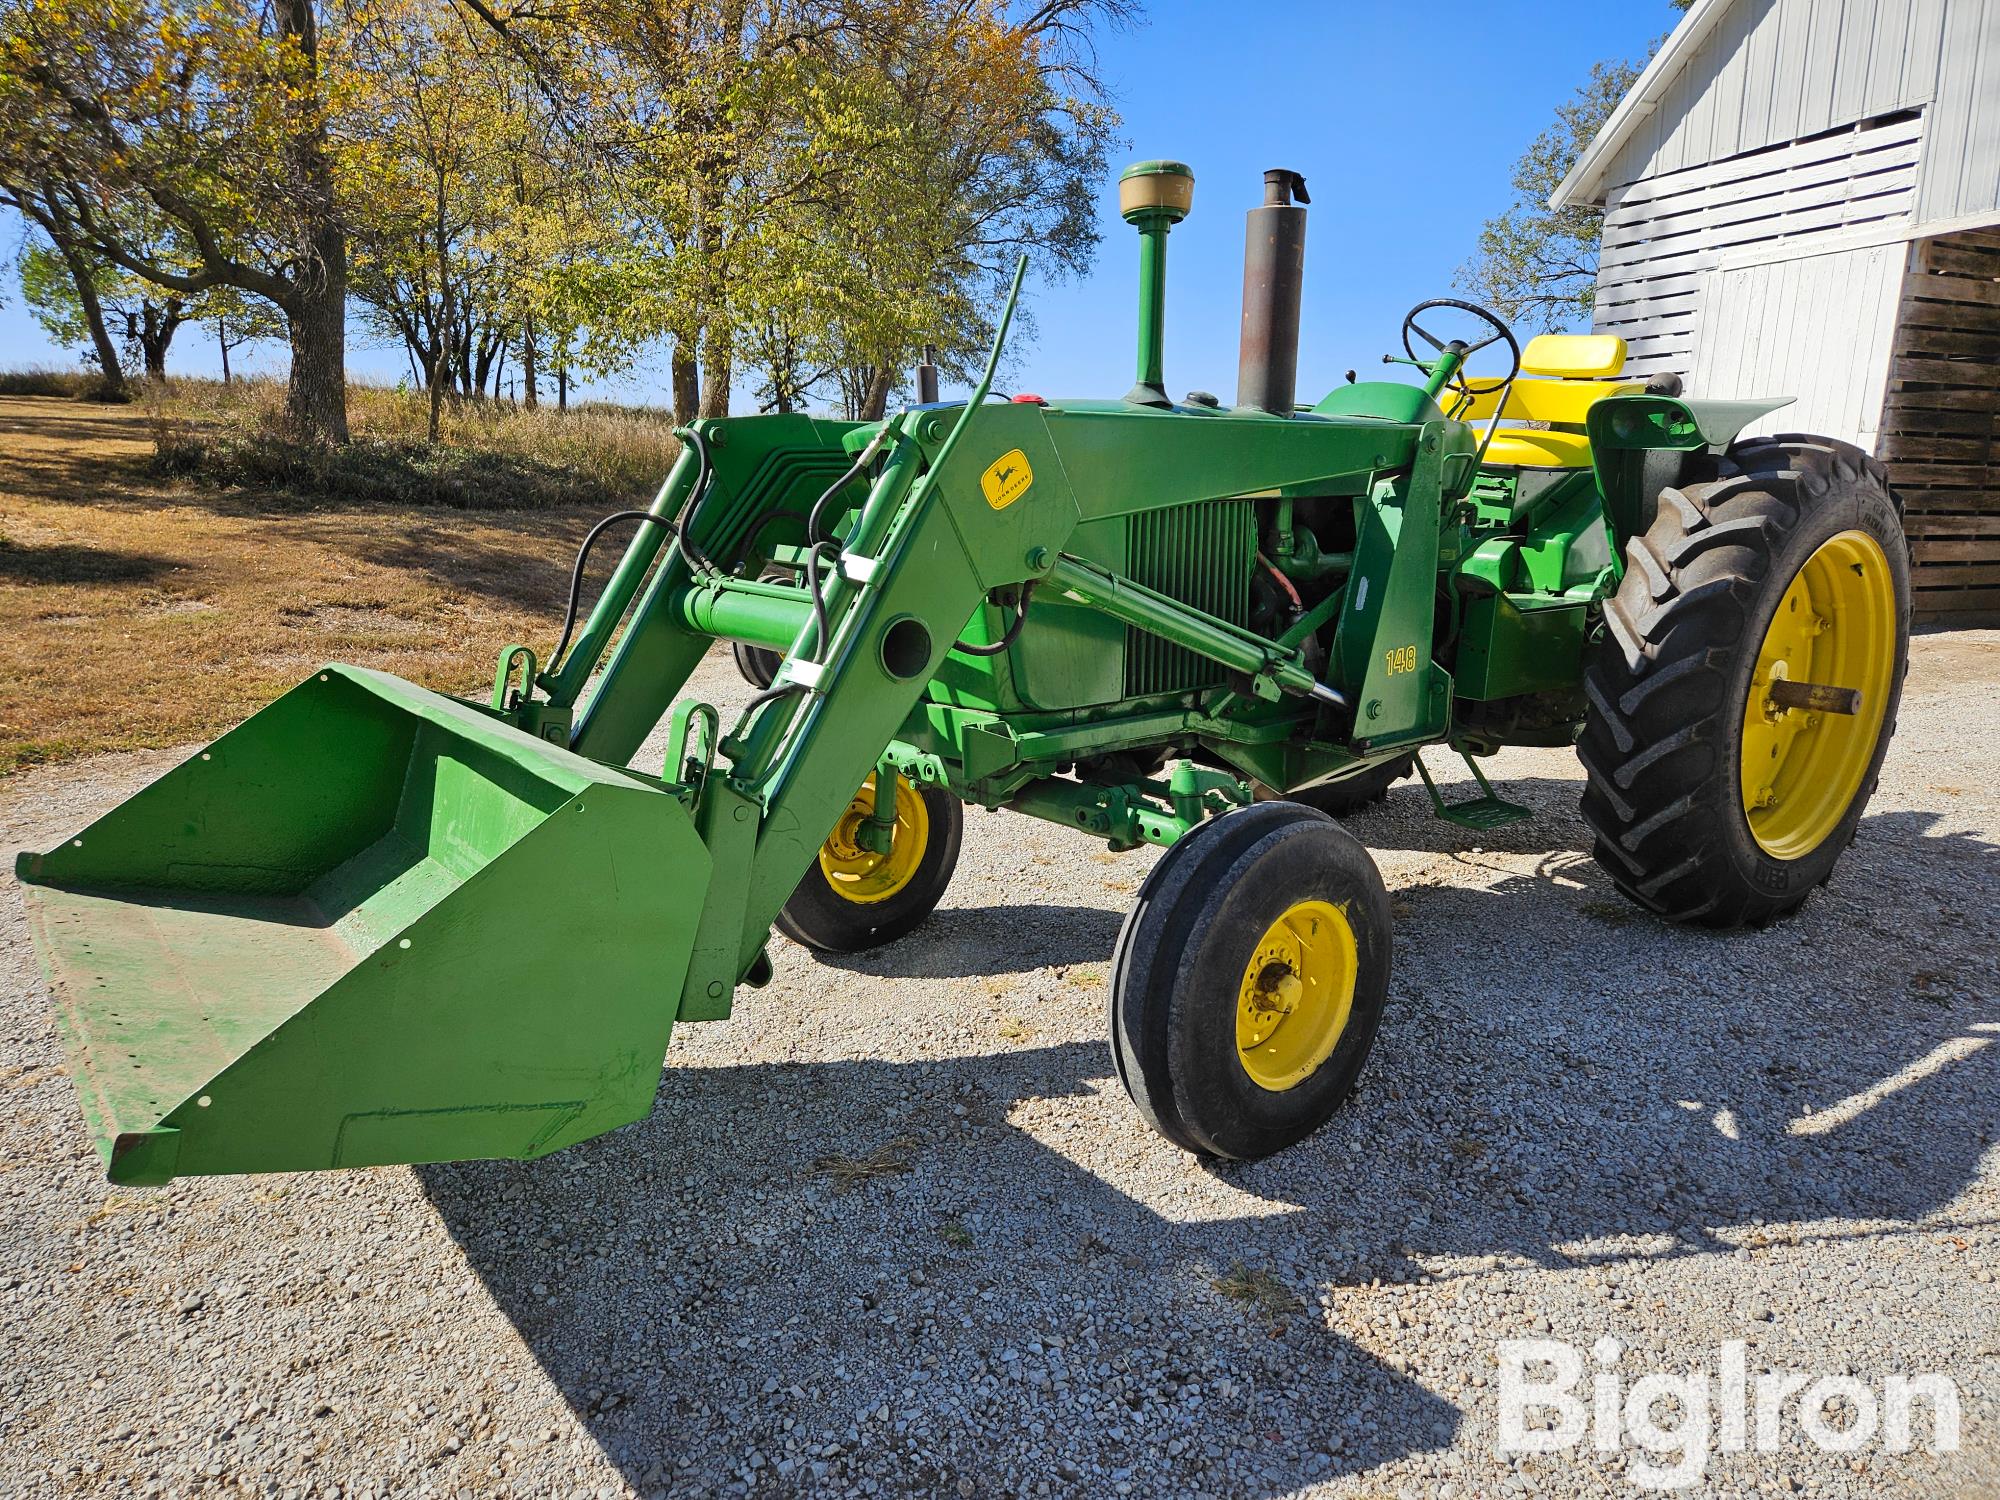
422 806 1997 1496
421 1040 1463 1497
820 903 1126 978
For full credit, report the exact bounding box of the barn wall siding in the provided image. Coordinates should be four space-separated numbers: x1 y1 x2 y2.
1591 111 1922 384
1879 230 2000 623
1578 0 1999 627
1688 240 1906 450
1914 0 2000 226
1597 0 1946 192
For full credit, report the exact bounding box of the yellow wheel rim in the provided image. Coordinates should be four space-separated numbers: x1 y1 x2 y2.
1235 899 1358 1092
1739 529 1896 860
818 773 928 905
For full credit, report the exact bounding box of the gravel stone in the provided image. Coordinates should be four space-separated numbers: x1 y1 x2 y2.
1 634 1995 1497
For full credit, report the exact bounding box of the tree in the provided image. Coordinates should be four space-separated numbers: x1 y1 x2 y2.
15 219 128 395
0 0 355 440
22 227 286 383
340 0 621 418
208 287 286 383
1456 2 1692 332
461 0 1127 420
784 0 1119 418
340 0 510 436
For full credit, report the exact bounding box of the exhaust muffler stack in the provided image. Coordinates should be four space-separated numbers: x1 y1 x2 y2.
1238 168 1310 416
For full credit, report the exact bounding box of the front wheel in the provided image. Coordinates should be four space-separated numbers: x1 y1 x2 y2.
1277 754 1416 818
776 773 963 953
1109 803 1392 1160
1578 435 1909 926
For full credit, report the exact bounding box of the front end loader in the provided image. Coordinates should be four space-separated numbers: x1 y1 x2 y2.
17 160 1911 1182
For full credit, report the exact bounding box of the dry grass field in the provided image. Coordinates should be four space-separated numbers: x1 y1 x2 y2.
0 393 653 775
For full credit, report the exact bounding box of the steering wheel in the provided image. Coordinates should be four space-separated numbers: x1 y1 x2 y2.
1400 298 1521 407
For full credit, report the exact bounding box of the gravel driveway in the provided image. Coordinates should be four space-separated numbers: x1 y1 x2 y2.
3 633 1995 1499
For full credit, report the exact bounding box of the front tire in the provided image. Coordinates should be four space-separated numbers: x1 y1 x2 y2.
731 567 795 689
1280 754 1416 817
732 638 782 690
1109 803 1392 1160
1579 435 1909 927
777 774 963 953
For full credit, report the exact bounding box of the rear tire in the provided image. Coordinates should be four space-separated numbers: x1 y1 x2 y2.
1578 435 1909 927
777 775 963 953
1109 803 1392 1160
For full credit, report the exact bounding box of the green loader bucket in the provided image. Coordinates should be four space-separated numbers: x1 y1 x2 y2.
16 665 710 1185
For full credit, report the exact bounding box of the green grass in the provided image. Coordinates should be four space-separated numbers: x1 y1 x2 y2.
1211 1263 1302 1322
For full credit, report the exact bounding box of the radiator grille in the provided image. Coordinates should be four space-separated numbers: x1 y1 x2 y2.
1123 499 1257 698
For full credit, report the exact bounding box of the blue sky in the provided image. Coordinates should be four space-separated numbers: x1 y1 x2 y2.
0 0 1682 406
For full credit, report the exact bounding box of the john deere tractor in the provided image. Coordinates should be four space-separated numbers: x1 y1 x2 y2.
18 161 1909 1182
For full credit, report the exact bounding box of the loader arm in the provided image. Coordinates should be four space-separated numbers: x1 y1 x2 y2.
552 395 1434 1023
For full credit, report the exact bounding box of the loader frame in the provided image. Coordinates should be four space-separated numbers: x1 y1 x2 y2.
495 292 1777 1030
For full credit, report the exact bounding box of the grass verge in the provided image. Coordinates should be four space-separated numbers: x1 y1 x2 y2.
0 393 616 776
147 378 680 511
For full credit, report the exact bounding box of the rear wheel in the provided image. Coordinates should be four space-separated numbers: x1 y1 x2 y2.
777 773 963 953
1578 435 1909 926
1109 803 1392 1160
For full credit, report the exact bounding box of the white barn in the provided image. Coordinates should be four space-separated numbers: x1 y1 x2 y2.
1552 0 2000 623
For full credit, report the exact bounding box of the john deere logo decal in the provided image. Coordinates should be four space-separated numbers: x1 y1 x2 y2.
981 449 1033 510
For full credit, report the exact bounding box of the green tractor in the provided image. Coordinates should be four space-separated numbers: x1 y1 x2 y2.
18 161 1909 1183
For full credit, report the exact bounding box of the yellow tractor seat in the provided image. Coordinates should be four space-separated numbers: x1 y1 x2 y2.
1480 428 1598 468
1452 333 1639 469
1519 332 1628 379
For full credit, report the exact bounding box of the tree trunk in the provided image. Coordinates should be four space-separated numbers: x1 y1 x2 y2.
275 0 348 442
859 365 894 421
698 327 731 419
521 310 537 410
287 285 349 443
429 170 455 442
217 314 232 385
138 302 184 378
427 321 448 442
671 340 700 426
474 328 500 399
53 236 126 399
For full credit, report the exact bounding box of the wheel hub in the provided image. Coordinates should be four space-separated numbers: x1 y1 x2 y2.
1738 530 1895 860
818 774 928 904
1235 899 1358 1092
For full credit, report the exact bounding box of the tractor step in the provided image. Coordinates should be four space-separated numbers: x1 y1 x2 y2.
1413 750 1532 831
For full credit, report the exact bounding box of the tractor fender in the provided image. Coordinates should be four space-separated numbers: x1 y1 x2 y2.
1585 392 1797 546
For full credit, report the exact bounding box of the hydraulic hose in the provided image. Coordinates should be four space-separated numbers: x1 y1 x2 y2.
674 426 723 579
803 539 842 659
952 583 1036 657
549 510 677 674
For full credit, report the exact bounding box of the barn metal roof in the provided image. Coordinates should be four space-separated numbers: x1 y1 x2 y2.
1549 0 1735 211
